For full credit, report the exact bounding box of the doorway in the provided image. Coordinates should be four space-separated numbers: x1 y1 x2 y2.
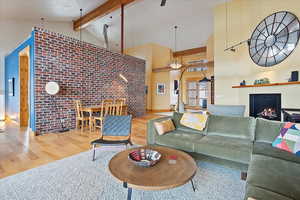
19 46 30 127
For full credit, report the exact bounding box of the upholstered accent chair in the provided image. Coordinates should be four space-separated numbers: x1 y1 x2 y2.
91 115 132 161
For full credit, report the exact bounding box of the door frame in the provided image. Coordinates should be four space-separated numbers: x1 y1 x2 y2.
18 46 31 127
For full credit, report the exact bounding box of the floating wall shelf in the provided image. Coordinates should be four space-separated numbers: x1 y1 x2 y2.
232 81 300 88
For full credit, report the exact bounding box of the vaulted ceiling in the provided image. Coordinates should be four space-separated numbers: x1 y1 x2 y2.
0 0 224 51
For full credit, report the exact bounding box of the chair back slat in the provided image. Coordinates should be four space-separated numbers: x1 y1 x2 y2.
115 98 126 115
99 101 105 118
104 100 114 115
115 101 123 116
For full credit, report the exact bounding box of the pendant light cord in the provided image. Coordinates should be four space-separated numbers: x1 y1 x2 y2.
174 26 178 64
225 0 228 49
79 8 83 98
174 26 178 52
80 8 83 42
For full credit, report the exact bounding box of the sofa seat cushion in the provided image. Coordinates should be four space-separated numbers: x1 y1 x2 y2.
253 142 300 164
176 126 205 135
194 135 252 164
246 184 293 200
155 130 205 152
247 154 300 200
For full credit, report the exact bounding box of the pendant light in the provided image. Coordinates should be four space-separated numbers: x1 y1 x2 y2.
170 26 182 69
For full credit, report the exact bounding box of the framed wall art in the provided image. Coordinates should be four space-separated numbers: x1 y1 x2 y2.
157 83 165 95
8 78 15 97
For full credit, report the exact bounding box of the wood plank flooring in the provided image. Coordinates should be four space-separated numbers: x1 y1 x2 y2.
0 114 162 179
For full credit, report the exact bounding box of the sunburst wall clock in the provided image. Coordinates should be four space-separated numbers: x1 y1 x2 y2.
249 11 300 67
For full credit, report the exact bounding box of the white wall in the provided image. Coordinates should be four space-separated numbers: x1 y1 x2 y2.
0 19 104 120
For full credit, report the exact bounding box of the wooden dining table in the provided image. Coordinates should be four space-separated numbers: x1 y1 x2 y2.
80 104 128 132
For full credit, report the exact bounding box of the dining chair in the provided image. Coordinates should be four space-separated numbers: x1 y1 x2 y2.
91 115 133 161
93 101 106 131
74 100 90 131
115 98 126 104
104 99 114 104
104 99 115 115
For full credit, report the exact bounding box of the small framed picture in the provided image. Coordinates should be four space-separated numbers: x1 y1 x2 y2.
8 78 15 97
157 83 165 95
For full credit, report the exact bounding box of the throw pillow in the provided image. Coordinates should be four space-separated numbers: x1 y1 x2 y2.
180 112 208 131
154 119 175 135
272 122 300 156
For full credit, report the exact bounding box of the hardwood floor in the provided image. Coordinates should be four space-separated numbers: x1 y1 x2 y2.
0 114 162 179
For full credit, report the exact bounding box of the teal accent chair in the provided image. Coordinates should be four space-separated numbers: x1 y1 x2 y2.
91 115 132 161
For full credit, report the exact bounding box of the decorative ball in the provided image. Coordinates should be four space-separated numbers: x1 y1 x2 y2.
45 82 60 95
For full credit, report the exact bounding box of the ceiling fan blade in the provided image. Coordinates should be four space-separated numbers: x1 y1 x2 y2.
160 0 166 6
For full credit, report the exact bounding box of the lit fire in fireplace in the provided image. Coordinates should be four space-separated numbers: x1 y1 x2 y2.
258 108 277 119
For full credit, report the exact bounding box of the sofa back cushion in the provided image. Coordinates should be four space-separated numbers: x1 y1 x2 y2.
206 114 256 140
255 118 284 143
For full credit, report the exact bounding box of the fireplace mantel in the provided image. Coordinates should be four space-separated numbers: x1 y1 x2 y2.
232 81 300 88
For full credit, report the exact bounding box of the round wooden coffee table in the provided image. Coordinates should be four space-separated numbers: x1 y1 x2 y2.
109 146 197 200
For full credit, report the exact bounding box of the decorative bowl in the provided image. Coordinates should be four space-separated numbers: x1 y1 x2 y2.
128 149 161 167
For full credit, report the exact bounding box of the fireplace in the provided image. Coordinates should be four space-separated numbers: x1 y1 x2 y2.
249 94 281 121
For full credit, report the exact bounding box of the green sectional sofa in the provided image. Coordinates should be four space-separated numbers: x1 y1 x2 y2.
147 112 300 200
148 112 256 164
246 118 300 200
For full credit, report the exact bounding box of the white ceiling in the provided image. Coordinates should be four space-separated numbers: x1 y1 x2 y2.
0 0 106 21
0 0 225 51
88 0 224 50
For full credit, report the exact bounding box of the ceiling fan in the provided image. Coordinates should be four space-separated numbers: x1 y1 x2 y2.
160 0 166 7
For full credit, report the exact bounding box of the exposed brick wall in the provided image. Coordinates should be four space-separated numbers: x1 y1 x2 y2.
34 27 145 135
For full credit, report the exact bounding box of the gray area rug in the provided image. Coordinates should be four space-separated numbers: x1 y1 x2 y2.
0 146 245 200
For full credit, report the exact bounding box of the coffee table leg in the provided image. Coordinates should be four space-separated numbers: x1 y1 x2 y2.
191 179 196 192
123 182 132 200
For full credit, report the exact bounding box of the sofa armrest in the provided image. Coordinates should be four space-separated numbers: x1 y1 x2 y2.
147 116 172 145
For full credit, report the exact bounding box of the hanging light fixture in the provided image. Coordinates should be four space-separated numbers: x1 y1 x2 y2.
170 26 182 69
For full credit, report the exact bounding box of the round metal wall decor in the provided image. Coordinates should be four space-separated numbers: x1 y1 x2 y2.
249 11 300 67
45 82 60 95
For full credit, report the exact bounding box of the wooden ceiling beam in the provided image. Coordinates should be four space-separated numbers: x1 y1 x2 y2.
73 0 136 31
173 46 207 57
